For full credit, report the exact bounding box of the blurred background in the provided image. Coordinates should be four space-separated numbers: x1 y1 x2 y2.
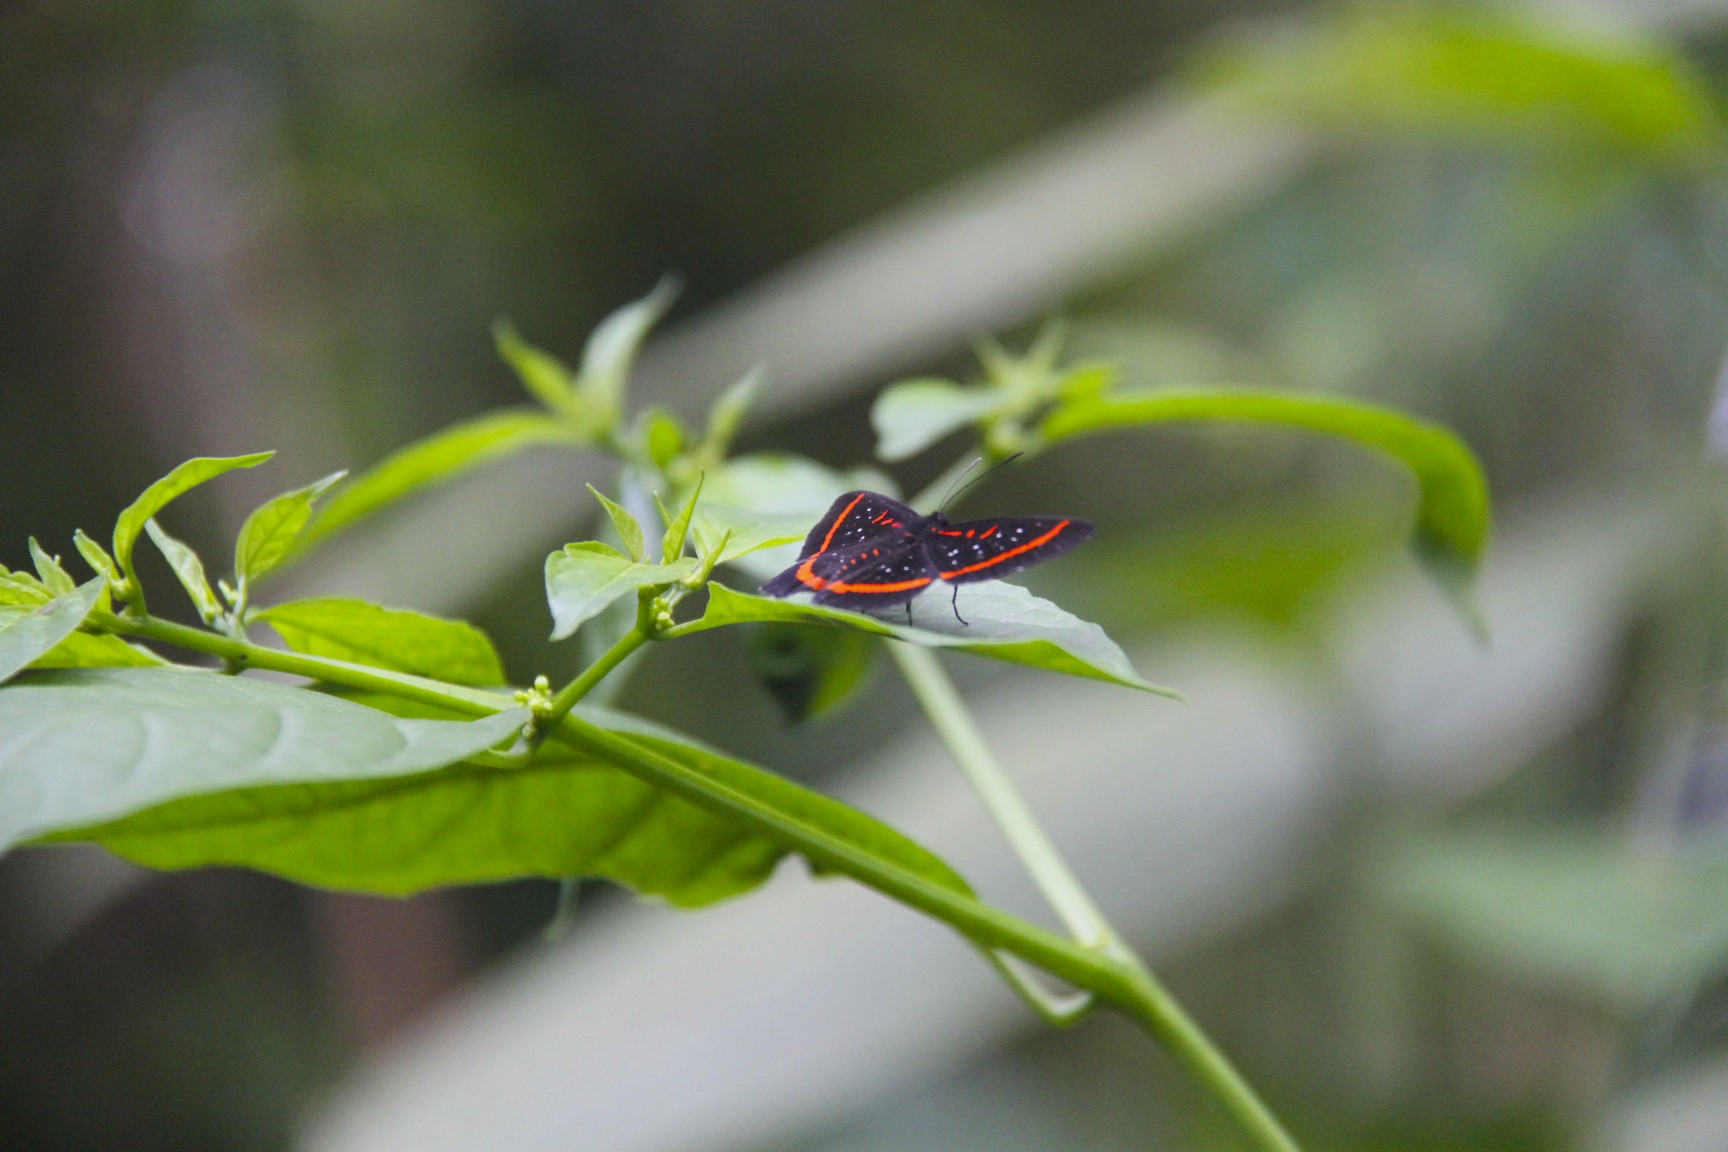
7 1 1728 1149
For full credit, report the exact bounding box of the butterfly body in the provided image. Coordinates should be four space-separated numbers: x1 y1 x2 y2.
760 490 1092 618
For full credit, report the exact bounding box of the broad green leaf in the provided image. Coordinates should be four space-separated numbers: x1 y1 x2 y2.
749 622 878 723
660 473 703 561
112 452 274 593
0 572 50 607
689 503 810 569
1202 8 1725 168
257 598 506 687
545 542 694 640
872 377 1006 462
145 519 224 624
0 666 525 852
27 632 167 670
295 410 579 555
0 578 104 686
697 454 897 579
576 277 677 422
1042 389 1490 598
493 319 577 415
233 469 346 587
1368 827 1728 1011
683 583 1174 695
43 702 976 907
587 484 646 562
29 539 75 596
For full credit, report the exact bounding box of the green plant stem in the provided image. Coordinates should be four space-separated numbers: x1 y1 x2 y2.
543 620 650 728
887 642 1122 953
88 609 1301 1152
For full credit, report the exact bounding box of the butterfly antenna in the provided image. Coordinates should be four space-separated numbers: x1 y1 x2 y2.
938 452 1024 516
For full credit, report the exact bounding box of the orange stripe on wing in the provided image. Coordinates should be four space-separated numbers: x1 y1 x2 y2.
829 576 932 594
818 493 868 553
938 519 1070 579
794 555 829 589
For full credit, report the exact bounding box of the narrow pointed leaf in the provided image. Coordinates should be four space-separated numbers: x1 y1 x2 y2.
257 598 506 687
234 469 347 587
294 411 579 556
699 369 762 460
576 277 677 419
29 539 75 596
685 583 1173 695
73 530 121 587
0 666 526 852
587 485 646 562
660 474 703 561
494 319 577 414
545 543 694 640
112 453 274 591
145 519 224 624
1042 389 1490 597
0 577 104 686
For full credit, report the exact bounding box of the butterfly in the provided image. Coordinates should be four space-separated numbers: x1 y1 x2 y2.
760 490 1092 624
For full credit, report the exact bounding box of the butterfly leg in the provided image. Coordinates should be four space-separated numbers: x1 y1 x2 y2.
905 601 913 627
950 583 968 626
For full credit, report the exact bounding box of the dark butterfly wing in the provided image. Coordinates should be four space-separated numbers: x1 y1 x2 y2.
792 490 917 560
801 538 938 610
761 490 919 598
926 517 1093 585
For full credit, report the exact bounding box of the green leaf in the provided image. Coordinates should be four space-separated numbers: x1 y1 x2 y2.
575 278 678 423
72 529 121 588
1201 8 1726 169
0 569 49 607
1368 827 1728 1011
43 701 976 907
112 453 274 595
638 408 686 471
0 578 104 687
256 598 506 687
683 583 1174 695
545 543 695 641
749 622 878 723
660 473 703 561
586 484 646 562
689 503 811 569
27 632 167 670
698 369 762 463
695 454 897 578
28 539 75 596
872 377 1006 462
1042 389 1491 604
0 666 526 853
233 469 346 588
145 519 224 625
294 410 579 556
493 318 577 414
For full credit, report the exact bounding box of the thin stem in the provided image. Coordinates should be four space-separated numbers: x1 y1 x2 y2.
92 611 503 716
1117 965 1303 1152
888 642 1121 952
86 609 1302 1152
542 619 650 729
